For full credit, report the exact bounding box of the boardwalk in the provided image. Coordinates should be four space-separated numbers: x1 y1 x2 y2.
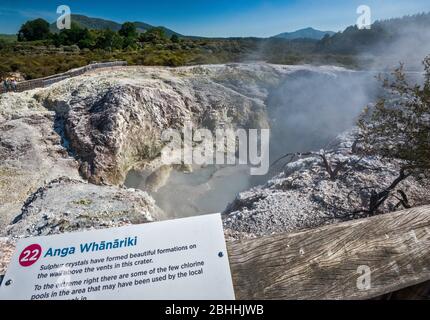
0 61 127 94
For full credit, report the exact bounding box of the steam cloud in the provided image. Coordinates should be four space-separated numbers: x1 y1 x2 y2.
266 70 379 166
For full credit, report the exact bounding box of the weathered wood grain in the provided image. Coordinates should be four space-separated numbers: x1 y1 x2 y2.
227 205 430 300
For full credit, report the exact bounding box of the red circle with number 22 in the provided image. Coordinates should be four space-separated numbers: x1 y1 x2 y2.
19 244 42 267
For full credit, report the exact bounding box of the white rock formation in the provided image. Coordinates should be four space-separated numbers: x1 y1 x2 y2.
6 177 163 239
0 62 428 249
223 131 430 238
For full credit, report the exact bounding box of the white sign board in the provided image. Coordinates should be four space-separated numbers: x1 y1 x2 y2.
0 214 235 300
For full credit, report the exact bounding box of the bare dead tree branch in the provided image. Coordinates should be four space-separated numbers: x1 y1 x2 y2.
394 190 411 209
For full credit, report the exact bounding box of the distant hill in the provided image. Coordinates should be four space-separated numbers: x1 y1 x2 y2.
273 27 335 40
317 12 430 54
50 14 181 37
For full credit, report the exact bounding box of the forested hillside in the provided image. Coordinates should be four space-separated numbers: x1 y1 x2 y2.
1 12 429 79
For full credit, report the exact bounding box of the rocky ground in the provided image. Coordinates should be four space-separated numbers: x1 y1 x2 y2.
223 131 430 238
0 63 429 275
0 95 81 232
0 63 340 230
0 64 267 231
6 177 163 239
0 238 14 276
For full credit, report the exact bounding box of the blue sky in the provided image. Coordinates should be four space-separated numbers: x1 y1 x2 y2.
0 0 429 37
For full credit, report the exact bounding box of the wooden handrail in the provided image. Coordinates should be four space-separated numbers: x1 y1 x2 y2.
227 205 430 300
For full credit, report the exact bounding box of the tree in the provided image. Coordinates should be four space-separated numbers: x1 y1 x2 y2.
170 34 180 43
52 23 92 48
119 22 138 39
139 27 167 44
96 29 123 51
78 29 97 49
356 55 430 215
0 39 6 50
119 22 138 49
18 19 50 41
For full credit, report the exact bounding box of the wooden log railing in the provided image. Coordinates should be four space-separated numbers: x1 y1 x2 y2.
227 205 430 300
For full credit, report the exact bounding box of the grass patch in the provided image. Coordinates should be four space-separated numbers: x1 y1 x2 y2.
73 198 93 206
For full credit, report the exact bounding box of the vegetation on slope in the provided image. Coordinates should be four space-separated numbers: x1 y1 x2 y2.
1 12 429 80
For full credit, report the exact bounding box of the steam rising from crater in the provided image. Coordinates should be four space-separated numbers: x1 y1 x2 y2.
267 70 378 162
126 66 380 217
363 19 430 71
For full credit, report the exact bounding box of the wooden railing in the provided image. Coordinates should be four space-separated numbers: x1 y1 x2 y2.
0 61 127 94
227 205 430 300
1 205 429 299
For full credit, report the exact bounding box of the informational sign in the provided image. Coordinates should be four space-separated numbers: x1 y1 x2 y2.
0 214 235 300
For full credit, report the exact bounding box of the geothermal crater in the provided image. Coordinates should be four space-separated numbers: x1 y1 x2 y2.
124 66 378 217
3 63 427 241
